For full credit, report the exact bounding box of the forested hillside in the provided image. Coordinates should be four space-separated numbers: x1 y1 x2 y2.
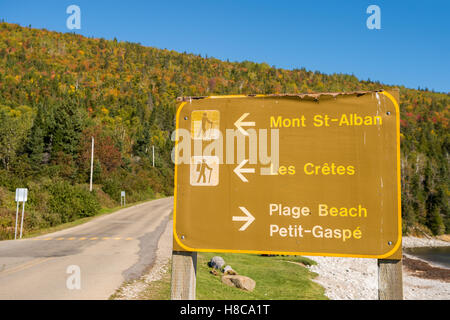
0 22 448 238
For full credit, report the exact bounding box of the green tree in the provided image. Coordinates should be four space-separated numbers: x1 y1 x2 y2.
0 105 34 170
51 102 88 157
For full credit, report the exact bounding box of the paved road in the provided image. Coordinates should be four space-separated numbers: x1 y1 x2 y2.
0 197 173 299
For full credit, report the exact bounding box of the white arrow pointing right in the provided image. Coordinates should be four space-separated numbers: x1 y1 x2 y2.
232 207 255 231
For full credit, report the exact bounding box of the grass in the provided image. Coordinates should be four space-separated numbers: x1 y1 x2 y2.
22 193 167 239
196 252 327 300
126 252 327 300
138 262 172 300
110 261 173 300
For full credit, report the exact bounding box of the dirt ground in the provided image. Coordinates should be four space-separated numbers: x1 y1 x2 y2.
403 255 450 283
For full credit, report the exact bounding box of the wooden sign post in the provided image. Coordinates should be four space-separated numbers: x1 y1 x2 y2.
171 250 197 300
377 89 403 300
378 259 403 300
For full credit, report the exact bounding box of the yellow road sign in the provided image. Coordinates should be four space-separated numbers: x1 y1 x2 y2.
173 90 401 258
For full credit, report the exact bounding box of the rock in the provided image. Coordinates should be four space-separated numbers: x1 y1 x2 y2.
210 269 219 276
208 256 225 270
222 275 256 291
223 265 237 275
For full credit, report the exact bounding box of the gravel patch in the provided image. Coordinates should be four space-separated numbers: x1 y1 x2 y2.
402 236 450 248
305 236 450 300
112 218 173 299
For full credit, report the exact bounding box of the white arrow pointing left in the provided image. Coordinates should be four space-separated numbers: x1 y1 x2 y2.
232 207 255 231
234 113 255 136
234 159 255 182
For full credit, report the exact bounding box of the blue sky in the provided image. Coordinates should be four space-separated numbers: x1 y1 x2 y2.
1 0 449 92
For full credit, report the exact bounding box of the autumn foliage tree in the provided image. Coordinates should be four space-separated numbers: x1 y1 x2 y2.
78 126 122 179
0 22 448 236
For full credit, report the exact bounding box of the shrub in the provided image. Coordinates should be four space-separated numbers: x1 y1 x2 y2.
101 168 157 203
102 172 123 202
48 180 100 224
0 207 15 239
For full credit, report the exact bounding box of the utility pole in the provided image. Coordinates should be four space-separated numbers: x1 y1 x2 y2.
90 136 94 192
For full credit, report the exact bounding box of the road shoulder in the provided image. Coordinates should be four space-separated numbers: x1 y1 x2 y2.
111 217 173 299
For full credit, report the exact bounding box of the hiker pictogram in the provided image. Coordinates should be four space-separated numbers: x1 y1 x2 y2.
197 112 213 139
190 156 219 186
196 159 213 184
191 110 220 140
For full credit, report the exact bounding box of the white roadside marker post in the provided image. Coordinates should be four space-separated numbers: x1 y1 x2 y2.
14 188 28 239
19 201 25 239
14 201 19 240
121 191 126 207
